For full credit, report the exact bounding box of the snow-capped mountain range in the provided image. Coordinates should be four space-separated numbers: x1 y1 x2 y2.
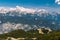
0 6 60 34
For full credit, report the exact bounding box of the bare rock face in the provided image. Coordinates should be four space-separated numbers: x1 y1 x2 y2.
37 27 52 34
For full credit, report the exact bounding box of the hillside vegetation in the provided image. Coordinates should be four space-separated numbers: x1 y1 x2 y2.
0 29 60 40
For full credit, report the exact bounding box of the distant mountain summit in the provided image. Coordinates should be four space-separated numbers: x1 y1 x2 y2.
0 6 60 34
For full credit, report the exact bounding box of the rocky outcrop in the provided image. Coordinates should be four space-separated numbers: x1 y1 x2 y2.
37 27 52 34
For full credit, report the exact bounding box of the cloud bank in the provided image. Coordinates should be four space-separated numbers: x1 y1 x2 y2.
0 6 49 14
0 6 60 16
0 6 36 13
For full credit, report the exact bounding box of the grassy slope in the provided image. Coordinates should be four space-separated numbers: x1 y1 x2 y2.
0 29 60 40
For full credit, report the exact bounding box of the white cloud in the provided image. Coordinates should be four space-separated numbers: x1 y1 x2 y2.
0 6 60 16
1 6 59 17
37 9 48 13
0 6 36 14
1 22 35 33
0 6 49 15
55 0 60 4
16 6 36 13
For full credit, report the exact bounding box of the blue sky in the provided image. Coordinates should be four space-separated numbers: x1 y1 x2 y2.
0 0 59 8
